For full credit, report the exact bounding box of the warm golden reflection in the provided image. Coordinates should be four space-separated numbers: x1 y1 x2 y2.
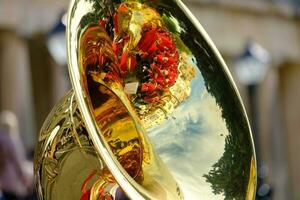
79 1 197 129
79 12 182 198
34 0 257 199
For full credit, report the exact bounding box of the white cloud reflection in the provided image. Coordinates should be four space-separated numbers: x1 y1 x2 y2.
148 69 229 200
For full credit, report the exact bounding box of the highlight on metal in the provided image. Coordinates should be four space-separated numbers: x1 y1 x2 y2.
34 0 257 199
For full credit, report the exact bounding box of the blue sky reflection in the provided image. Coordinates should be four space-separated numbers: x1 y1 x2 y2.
148 67 229 199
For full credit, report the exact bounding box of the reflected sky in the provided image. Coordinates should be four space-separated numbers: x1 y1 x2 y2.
67 0 255 199
148 65 228 199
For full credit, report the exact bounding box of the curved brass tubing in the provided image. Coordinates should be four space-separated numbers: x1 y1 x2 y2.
34 0 257 199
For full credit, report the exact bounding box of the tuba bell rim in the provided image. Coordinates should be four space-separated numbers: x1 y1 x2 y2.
66 0 257 199
66 1 155 199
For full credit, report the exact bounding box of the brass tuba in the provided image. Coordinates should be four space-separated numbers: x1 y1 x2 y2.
34 0 257 199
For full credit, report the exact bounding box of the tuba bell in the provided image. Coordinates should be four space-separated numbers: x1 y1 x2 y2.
34 0 257 199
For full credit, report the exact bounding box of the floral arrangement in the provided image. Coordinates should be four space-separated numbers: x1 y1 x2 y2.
80 1 197 199
82 0 196 128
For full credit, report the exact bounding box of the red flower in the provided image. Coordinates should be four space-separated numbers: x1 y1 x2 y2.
136 24 179 103
84 4 180 104
141 83 156 92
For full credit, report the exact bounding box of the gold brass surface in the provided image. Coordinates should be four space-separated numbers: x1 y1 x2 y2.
34 0 257 199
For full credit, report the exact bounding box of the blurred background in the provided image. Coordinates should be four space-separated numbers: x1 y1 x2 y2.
0 0 299 199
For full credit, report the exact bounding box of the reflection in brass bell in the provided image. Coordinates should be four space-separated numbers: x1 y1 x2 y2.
34 0 257 199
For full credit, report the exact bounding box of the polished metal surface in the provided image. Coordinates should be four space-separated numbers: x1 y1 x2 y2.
34 0 257 199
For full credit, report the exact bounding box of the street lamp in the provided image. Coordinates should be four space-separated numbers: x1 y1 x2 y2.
234 41 271 200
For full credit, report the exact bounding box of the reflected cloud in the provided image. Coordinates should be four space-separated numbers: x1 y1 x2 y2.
148 68 228 199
